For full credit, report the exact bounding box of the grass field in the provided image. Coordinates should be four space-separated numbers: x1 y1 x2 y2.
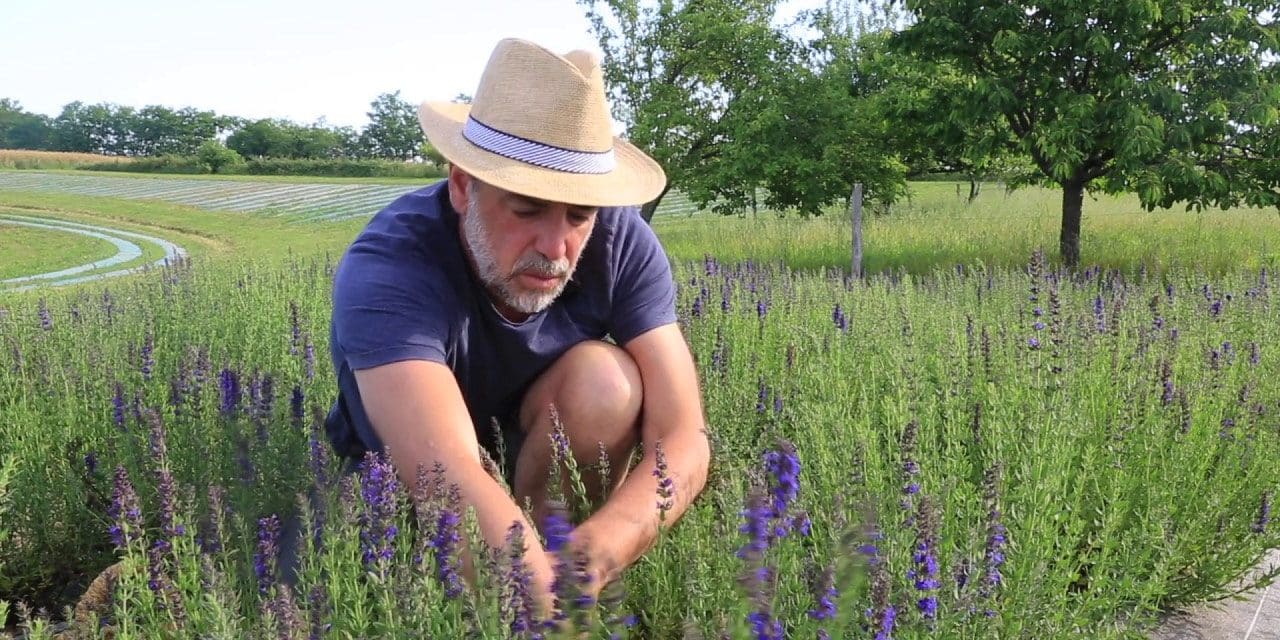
0 178 1277 639
657 183 1280 276
0 226 118 281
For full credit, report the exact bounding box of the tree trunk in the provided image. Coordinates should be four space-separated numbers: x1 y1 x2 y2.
967 176 981 204
639 183 672 224
1060 180 1084 268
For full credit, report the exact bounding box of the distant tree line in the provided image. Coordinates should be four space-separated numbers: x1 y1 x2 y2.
0 91 443 164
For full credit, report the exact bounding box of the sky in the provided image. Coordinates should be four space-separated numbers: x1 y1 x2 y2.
0 0 623 129
1 0 825 130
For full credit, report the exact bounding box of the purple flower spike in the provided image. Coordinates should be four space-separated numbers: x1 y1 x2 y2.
979 465 1007 616
542 503 595 625
544 506 572 554
219 368 241 418
874 604 897 640
289 301 302 355
108 465 143 549
140 331 155 381
737 492 772 561
1252 492 1271 534
291 386 305 427
255 514 281 594
432 506 463 597
303 337 316 381
111 382 127 431
37 298 52 331
808 565 838 622
909 495 942 621
502 522 536 636
653 441 675 517
763 440 801 528
358 453 401 571
747 611 784 640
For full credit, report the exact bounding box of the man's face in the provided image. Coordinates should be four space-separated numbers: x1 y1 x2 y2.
457 175 597 318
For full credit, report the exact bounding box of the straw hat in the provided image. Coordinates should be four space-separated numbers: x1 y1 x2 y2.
418 38 666 208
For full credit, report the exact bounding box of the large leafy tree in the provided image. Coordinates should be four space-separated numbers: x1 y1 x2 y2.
582 0 914 220
862 33 1021 203
579 0 797 220
0 99 52 150
227 119 344 159
132 105 220 156
737 10 912 215
895 0 1280 266
226 119 292 158
359 91 421 160
51 102 137 155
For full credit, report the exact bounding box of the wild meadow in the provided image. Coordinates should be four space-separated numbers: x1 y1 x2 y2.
0 182 1278 639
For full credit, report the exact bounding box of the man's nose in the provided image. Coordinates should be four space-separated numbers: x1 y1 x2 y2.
533 218 571 262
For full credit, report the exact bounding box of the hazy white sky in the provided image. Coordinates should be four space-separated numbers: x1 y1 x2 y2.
1 0 613 128
1 0 824 130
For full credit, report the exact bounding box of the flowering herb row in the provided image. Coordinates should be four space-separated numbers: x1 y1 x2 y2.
0 252 1276 638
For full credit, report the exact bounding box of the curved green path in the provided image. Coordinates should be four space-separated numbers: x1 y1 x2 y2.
0 213 186 291
0 225 119 280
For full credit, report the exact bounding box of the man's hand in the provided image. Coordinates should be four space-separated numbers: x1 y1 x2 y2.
540 525 614 607
354 360 558 604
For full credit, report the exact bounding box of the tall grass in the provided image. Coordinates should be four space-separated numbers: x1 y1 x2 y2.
0 150 133 171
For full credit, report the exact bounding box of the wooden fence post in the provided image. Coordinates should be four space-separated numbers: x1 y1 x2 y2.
850 182 863 279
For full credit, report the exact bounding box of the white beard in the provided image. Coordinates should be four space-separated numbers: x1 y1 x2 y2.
462 187 589 316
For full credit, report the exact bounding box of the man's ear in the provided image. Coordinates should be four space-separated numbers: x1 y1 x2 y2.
447 164 471 214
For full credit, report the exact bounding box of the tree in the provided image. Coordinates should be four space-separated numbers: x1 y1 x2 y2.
50 102 137 155
582 0 916 221
133 105 219 156
580 0 797 221
359 91 421 160
859 31 1021 203
740 8 912 216
895 0 1280 266
0 99 52 150
196 140 244 174
226 119 291 158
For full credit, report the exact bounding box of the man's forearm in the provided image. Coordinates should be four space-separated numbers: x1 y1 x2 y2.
576 425 711 582
394 453 558 612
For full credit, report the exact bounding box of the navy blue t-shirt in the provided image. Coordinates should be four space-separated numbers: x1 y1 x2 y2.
324 180 677 460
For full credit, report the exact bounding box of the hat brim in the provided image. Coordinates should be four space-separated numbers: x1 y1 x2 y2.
419 101 667 208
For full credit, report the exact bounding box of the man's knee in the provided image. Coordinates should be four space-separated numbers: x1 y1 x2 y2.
569 342 642 420
522 341 642 431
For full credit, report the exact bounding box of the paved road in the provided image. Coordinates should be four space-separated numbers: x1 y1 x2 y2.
1150 549 1280 640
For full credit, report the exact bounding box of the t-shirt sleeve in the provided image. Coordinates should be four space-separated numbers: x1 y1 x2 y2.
331 240 452 371
608 207 678 344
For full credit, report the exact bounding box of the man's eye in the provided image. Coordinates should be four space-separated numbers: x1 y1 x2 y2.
514 209 539 218
569 214 592 225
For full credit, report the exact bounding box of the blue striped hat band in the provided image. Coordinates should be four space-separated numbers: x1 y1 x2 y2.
462 116 616 175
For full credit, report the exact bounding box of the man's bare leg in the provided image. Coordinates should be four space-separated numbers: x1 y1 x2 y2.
514 341 643 529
